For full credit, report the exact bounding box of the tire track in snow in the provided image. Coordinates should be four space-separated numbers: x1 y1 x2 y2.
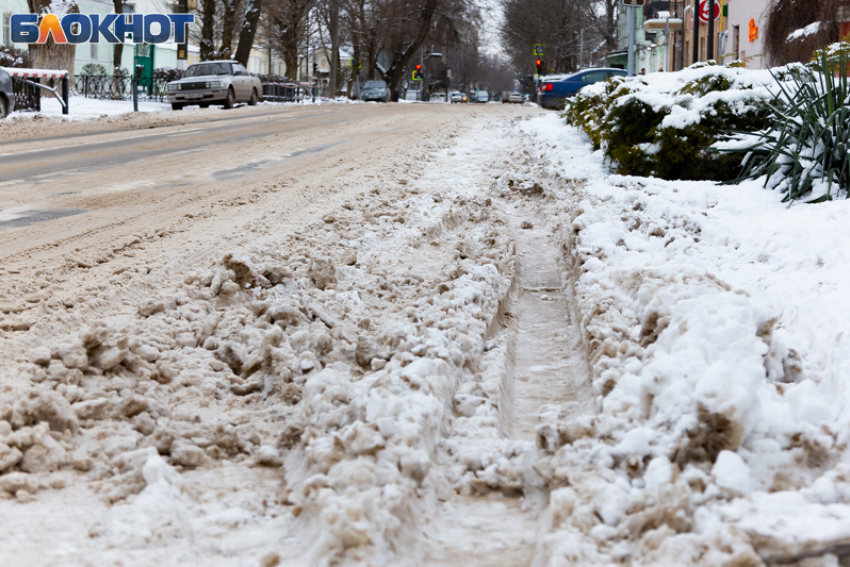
428 156 593 567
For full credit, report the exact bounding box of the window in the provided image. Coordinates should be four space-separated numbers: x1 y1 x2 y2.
3 13 10 47
733 25 740 58
581 71 608 83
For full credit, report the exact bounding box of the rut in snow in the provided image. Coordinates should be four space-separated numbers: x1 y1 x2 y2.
504 226 592 442
431 220 592 567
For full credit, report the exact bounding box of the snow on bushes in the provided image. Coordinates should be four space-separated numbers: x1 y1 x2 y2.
565 63 778 181
719 43 850 202
517 114 850 564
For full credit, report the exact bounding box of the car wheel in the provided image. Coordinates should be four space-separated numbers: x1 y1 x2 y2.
0 96 7 119
248 89 258 106
223 87 235 109
171 103 183 111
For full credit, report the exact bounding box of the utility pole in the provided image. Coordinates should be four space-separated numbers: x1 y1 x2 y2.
680 2 686 70
176 0 189 71
580 29 584 69
707 0 715 62
626 7 628 77
692 0 699 64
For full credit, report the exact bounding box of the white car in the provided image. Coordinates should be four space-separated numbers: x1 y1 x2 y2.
167 61 261 110
430 93 447 102
474 91 489 103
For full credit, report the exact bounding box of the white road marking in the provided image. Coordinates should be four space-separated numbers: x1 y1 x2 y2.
166 129 207 137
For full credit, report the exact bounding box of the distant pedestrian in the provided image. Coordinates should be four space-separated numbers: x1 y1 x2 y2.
639 68 646 76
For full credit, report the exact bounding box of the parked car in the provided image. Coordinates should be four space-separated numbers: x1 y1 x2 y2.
474 90 489 103
0 68 15 118
508 92 524 104
361 80 390 102
450 92 468 103
166 61 261 110
430 92 447 102
537 68 627 110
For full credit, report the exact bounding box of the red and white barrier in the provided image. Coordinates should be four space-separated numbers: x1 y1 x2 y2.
1 67 70 115
1 67 68 79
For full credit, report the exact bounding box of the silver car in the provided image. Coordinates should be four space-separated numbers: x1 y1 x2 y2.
361 80 390 102
166 61 262 110
0 68 15 119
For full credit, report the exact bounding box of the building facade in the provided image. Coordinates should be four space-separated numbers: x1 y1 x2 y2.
612 0 773 73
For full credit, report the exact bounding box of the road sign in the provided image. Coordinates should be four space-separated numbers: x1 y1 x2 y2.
533 44 544 56
699 0 720 22
622 0 645 6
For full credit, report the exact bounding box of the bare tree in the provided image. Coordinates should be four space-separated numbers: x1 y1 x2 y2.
501 0 608 74
220 0 244 57
764 0 838 67
235 0 263 66
267 0 313 78
199 0 218 60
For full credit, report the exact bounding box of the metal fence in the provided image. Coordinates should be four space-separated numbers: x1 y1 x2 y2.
73 74 327 104
74 75 171 102
13 78 44 111
262 82 299 102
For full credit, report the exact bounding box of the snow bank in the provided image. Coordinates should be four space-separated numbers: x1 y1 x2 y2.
513 113 850 565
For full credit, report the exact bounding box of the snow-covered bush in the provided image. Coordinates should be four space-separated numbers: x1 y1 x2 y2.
0 46 31 68
80 63 107 77
719 43 850 202
565 63 775 180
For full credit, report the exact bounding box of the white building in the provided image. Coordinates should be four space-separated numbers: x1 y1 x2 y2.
724 0 769 69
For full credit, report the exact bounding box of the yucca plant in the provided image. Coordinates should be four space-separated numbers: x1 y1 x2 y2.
720 45 850 202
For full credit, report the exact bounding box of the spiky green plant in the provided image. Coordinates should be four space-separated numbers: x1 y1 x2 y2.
721 45 850 202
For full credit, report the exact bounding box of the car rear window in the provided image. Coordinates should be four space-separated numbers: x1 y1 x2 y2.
581 71 609 83
364 81 386 89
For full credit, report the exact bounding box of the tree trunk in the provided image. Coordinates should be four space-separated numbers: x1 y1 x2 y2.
235 0 264 67
110 0 124 98
200 0 217 61
221 0 238 58
27 0 77 81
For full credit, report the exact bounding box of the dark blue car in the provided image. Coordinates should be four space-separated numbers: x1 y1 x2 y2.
537 68 627 110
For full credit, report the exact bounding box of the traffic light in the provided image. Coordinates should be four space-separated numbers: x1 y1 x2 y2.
536 59 543 75
412 64 422 81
